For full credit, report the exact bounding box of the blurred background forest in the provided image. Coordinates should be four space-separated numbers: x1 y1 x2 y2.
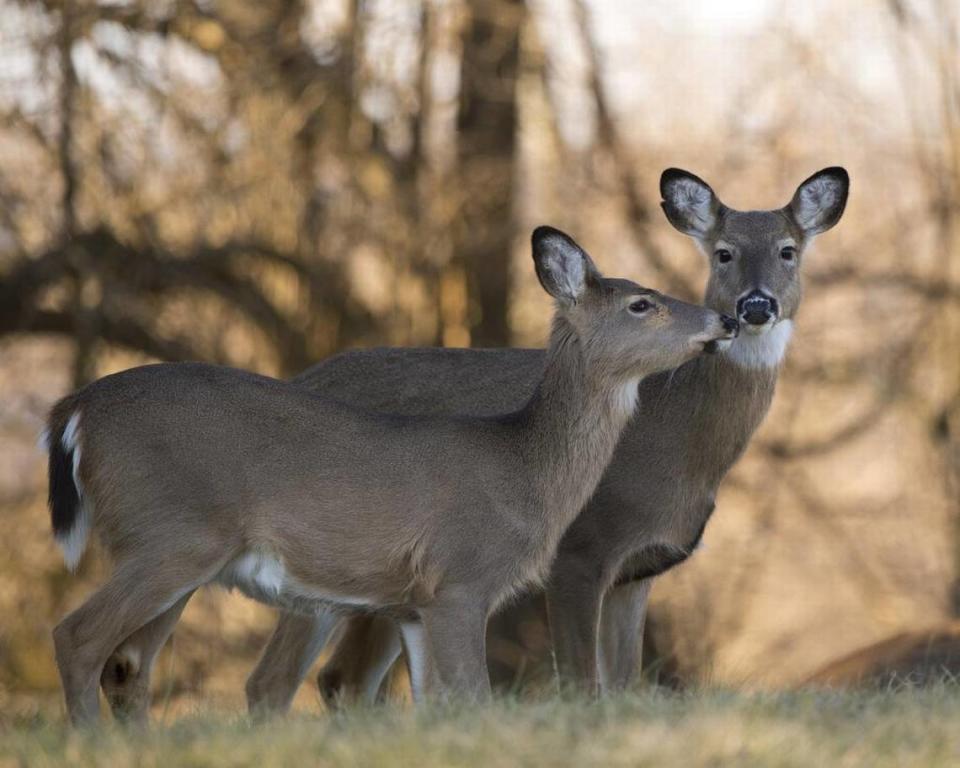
1 0 959 715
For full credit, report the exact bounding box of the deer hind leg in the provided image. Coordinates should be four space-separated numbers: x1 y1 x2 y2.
246 609 340 718
100 591 193 723
53 553 224 726
597 578 652 693
545 558 606 697
318 614 402 709
419 596 490 701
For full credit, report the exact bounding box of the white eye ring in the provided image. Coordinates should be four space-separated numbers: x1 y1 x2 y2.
629 299 653 315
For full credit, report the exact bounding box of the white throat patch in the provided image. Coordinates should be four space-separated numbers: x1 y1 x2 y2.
611 380 640 418
724 320 793 369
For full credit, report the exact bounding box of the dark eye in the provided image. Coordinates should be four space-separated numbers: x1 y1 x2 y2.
715 249 733 264
780 246 797 262
629 298 653 315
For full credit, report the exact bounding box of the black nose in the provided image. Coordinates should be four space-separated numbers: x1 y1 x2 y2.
720 315 739 335
736 290 778 326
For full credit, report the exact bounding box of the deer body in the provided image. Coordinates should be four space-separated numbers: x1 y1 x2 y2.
48 227 733 724
50 353 617 615
588 350 778 587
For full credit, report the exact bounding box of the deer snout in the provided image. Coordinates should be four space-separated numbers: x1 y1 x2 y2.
720 314 739 337
702 314 738 354
736 290 779 328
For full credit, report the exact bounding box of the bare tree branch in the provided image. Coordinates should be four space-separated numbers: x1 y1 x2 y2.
573 0 697 301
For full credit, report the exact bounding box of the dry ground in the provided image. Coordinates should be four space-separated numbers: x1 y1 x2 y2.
2 685 959 767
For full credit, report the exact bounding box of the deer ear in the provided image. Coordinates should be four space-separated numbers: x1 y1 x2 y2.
532 226 600 305
788 167 849 236
660 168 721 239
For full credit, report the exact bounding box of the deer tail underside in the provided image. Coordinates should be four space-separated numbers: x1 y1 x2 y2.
42 398 91 571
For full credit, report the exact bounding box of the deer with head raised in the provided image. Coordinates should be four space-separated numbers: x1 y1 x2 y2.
45 226 735 724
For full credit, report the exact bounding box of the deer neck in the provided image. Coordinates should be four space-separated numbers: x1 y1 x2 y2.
695 351 778 437
664 324 788 487
709 320 792 416
518 317 640 540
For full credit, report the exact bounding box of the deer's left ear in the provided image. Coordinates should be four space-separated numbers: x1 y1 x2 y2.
788 167 849 236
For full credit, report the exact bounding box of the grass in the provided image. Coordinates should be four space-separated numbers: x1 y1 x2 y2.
3 686 960 767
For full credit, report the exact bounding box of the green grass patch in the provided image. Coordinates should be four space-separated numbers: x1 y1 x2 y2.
3 686 960 767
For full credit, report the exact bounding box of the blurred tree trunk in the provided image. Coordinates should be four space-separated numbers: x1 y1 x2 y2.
456 0 523 347
58 3 99 386
886 0 960 617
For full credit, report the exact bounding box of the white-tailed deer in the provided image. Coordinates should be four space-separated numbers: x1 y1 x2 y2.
235 166 850 709
45 226 735 724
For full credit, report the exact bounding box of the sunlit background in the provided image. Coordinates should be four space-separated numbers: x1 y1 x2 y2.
1 0 959 716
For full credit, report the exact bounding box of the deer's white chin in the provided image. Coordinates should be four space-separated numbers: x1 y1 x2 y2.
741 321 775 336
611 379 640 418
724 320 793 369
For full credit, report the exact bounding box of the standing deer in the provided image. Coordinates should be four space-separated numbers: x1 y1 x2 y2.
45 226 735 724
96 167 847 717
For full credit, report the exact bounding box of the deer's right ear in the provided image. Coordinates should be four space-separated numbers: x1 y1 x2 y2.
660 168 721 239
532 226 600 305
